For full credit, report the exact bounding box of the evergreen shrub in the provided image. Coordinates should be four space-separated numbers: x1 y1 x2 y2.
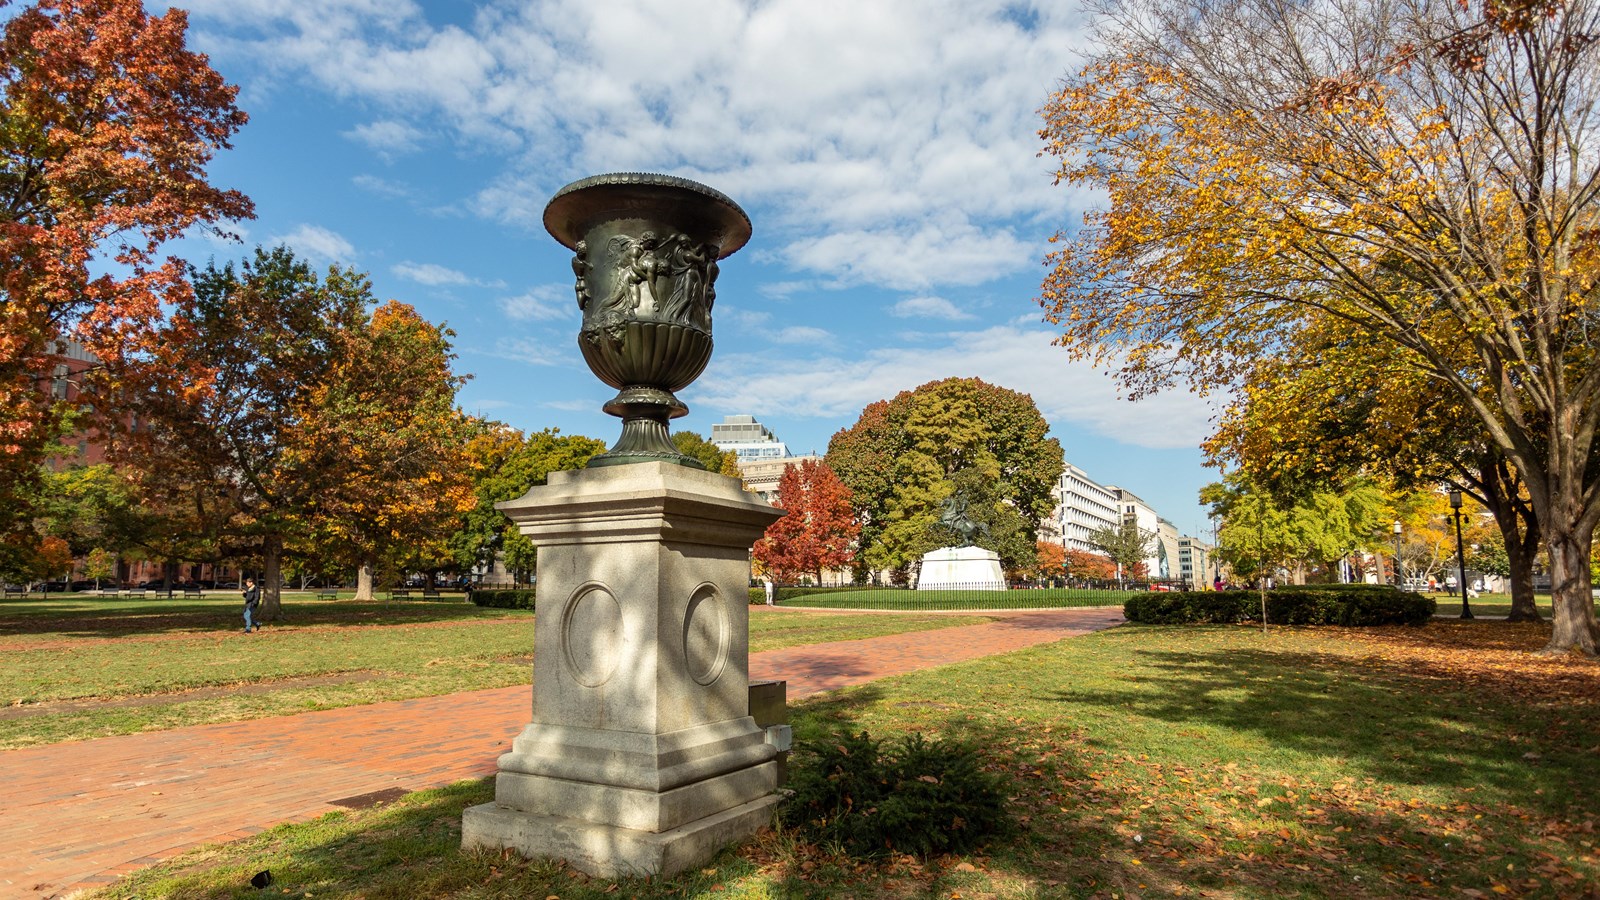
469 589 535 610
1124 586 1433 626
782 730 1011 857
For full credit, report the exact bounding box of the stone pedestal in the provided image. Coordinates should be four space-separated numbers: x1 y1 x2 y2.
916 545 1005 591
462 463 784 877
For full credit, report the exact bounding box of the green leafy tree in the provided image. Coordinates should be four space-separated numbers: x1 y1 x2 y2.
452 425 606 582
83 547 115 588
1087 519 1155 583
116 247 367 620
827 378 1064 575
1202 475 1386 585
672 431 742 478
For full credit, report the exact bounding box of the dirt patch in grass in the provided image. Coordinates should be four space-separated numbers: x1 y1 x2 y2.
0 671 384 720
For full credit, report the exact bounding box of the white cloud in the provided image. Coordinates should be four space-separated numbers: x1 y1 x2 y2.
499 285 574 322
694 326 1221 451
892 295 977 321
392 261 508 289
722 309 771 329
188 0 1094 291
351 174 413 198
772 325 832 344
482 335 569 367
345 119 427 157
268 224 356 266
393 261 472 286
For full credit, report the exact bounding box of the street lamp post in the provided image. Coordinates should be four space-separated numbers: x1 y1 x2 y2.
1392 520 1403 587
1449 489 1474 619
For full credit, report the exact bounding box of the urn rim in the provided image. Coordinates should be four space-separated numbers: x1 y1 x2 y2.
543 172 752 259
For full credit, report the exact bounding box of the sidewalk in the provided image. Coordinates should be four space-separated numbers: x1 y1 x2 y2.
4 606 1123 899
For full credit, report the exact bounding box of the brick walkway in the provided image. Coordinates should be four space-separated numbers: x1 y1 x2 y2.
3 606 1123 899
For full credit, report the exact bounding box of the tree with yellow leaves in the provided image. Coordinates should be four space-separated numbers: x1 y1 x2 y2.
293 301 475 601
1040 0 1600 653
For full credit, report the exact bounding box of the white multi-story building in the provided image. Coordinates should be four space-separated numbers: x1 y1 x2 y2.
1053 462 1122 555
1178 536 1214 590
1105 487 1183 581
710 414 790 461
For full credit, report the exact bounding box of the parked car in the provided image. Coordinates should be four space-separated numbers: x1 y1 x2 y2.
38 580 68 592
69 580 98 591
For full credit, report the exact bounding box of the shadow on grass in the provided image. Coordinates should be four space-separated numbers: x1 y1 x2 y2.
89 656 1600 900
1047 639 1599 817
0 599 522 640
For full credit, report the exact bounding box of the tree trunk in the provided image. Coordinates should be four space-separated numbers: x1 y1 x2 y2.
1502 514 1542 623
259 534 283 622
1471 454 1542 622
354 561 375 602
1543 522 1598 655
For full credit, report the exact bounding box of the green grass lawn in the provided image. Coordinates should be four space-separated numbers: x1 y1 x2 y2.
0 596 989 750
90 619 1600 899
781 586 1131 611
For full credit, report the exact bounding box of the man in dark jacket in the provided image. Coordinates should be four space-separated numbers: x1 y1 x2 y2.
242 577 260 634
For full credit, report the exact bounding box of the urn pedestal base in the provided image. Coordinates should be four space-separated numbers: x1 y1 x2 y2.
462 794 781 879
463 463 785 877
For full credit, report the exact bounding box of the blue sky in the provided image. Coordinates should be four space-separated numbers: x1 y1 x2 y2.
157 0 1226 539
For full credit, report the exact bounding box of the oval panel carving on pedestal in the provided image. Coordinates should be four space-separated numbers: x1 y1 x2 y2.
563 584 622 688
682 584 728 686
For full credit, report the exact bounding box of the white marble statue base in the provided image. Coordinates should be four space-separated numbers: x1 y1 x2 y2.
462 462 784 877
916 545 1005 591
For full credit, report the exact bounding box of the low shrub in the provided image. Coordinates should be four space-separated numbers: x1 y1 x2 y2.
1122 591 1243 624
781 730 1011 857
469 589 535 610
1125 587 1433 627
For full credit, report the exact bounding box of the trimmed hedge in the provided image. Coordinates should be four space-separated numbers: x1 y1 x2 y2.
1124 586 1434 627
469 589 535 610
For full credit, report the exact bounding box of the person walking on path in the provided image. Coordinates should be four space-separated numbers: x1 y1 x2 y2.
764 578 775 606
241 577 260 633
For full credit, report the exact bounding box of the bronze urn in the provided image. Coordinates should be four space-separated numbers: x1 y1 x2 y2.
543 173 751 468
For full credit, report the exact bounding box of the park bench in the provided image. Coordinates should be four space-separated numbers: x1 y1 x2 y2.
2 585 28 600
390 588 412 600
182 587 203 600
422 587 441 600
152 587 175 599
122 588 146 599
316 588 338 601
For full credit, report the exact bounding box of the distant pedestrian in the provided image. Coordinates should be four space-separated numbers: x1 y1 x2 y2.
764 579 775 606
242 577 260 634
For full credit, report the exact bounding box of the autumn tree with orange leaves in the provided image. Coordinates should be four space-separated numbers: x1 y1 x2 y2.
294 302 475 601
0 0 251 549
753 459 859 585
1039 0 1600 654
1065 547 1117 582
